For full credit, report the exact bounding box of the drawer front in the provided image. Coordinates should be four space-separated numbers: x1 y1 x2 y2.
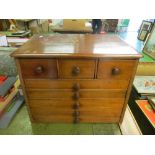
32 114 120 123
58 59 96 79
30 107 122 116
29 98 125 108
80 116 120 123
97 60 136 80
25 79 129 90
19 59 58 79
27 89 126 99
32 115 73 123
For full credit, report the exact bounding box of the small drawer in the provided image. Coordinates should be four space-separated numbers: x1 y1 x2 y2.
19 59 58 79
97 60 136 80
58 59 96 79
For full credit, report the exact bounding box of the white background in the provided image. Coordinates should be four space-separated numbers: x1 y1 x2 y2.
0 0 155 154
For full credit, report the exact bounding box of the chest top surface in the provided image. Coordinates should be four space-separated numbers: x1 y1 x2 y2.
11 34 142 59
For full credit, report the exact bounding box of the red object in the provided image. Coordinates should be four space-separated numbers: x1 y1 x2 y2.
0 96 6 102
0 76 7 85
136 100 155 128
0 76 7 101
100 31 107 34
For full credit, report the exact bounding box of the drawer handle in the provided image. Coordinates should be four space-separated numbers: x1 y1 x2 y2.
112 67 120 75
73 102 80 109
73 110 80 116
35 66 44 74
73 83 80 91
73 117 80 123
72 92 80 100
72 66 80 76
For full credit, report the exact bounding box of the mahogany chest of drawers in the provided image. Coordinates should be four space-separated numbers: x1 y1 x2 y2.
11 34 142 123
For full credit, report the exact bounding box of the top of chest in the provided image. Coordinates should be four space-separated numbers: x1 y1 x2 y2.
11 34 142 59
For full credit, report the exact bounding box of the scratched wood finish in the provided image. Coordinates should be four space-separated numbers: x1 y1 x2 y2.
10 34 142 59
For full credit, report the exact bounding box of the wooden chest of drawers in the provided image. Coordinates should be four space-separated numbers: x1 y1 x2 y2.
11 34 142 123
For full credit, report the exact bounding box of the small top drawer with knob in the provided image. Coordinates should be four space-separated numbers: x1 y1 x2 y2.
19 59 58 79
58 59 96 79
97 60 136 80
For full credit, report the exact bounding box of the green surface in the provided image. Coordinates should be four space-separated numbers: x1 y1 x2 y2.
118 32 155 62
140 51 155 62
0 47 17 51
0 31 13 36
118 19 130 27
0 31 31 37
0 105 121 135
0 47 17 76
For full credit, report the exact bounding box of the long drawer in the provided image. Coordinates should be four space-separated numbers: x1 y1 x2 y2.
25 79 129 90
32 115 120 123
29 98 123 123
30 107 122 116
27 89 126 99
28 98 125 108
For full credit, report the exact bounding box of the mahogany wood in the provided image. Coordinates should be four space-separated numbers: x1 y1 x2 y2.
11 34 142 123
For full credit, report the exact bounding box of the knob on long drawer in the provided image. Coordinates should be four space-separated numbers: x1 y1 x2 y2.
73 117 80 123
73 110 80 116
112 67 120 75
72 92 80 100
35 66 44 74
72 66 80 76
73 102 80 109
73 83 80 91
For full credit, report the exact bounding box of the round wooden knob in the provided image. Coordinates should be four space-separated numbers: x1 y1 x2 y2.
73 117 80 123
35 66 44 74
112 68 120 75
73 102 80 109
73 83 80 91
73 110 80 116
72 92 80 100
72 66 80 76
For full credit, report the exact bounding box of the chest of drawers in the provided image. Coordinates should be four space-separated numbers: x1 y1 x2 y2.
11 34 142 123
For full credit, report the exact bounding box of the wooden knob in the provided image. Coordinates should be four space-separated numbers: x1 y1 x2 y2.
35 66 43 74
72 66 80 76
73 110 80 116
73 83 80 91
112 68 120 75
73 102 80 109
73 117 80 123
72 92 80 100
